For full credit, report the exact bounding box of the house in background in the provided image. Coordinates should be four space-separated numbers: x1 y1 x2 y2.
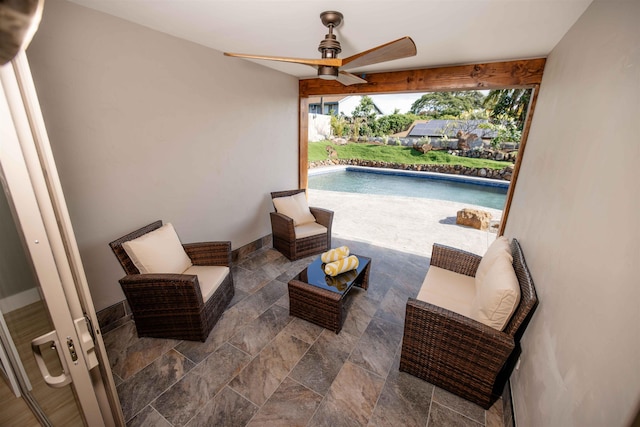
308 95 343 115
406 119 497 141
308 95 386 141
309 95 384 117
4 0 637 425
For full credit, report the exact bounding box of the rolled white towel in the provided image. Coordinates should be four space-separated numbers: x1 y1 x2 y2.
320 246 350 264
324 255 359 277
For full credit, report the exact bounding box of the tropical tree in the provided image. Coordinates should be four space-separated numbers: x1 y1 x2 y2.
350 95 379 136
439 109 491 139
479 113 522 147
483 89 532 131
409 91 485 118
330 113 348 137
376 112 418 136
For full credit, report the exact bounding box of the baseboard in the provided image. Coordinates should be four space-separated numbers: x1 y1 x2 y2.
0 287 40 314
97 234 272 332
231 234 272 263
503 380 516 427
96 300 132 334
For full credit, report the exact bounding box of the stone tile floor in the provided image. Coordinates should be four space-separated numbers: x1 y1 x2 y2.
103 236 504 426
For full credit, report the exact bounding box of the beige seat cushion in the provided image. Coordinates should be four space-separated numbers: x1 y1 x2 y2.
472 252 521 330
122 223 192 274
294 222 327 239
416 266 476 318
183 265 230 302
273 192 316 226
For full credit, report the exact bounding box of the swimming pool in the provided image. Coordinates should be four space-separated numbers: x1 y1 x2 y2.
308 167 508 210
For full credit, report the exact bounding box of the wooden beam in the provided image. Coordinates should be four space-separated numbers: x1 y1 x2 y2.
299 58 546 97
499 84 541 236
298 97 309 189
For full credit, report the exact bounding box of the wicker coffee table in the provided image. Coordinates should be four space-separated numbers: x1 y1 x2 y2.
288 254 371 333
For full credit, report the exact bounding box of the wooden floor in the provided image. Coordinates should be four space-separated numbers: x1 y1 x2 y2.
0 376 40 427
0 301 83 426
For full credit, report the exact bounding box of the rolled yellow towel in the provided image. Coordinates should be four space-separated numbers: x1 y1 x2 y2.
320 246 350 264
325 269 358 291
324 255 359 276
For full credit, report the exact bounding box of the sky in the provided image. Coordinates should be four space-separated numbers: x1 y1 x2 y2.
368 91 491 115
369 93 424 115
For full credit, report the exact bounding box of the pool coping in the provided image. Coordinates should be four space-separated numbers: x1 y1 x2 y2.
308 165 510 189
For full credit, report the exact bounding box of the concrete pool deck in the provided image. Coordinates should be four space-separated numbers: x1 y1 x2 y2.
307 188 503 258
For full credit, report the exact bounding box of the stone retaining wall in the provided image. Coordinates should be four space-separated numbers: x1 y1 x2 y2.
451 148 518 162
349 136 519 152
309 158 515 181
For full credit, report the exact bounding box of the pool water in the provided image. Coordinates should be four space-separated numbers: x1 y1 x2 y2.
308 169 508 210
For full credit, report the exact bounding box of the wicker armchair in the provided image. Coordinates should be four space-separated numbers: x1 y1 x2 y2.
109 220 234 342
270 189 333 260
399 238 538 409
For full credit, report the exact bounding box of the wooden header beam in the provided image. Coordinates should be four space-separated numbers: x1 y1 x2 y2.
299 58 546 97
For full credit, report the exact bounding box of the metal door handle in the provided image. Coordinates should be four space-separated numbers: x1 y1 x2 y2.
31 330 71 388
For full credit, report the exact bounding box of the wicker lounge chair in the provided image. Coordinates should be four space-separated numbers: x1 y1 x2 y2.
270 189 333 260
109 220 234 342
399 238 538 409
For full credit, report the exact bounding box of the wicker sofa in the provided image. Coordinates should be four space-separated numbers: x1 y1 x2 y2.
109 220 234 342
399 238 537 409
270 189 333 260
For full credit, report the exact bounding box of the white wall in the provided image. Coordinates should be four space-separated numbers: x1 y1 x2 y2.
309 113 331 142
504 1 640 425
339 96 362 117
0 181 39 309
26 0 299 310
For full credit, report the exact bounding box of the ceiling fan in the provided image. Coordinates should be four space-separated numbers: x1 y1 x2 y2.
224 11 417 86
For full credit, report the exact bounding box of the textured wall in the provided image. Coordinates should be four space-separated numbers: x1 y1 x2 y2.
504 1 640 425
26 0 299 310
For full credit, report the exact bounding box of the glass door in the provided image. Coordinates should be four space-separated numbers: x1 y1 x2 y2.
0 186 84 425
0 53 123 426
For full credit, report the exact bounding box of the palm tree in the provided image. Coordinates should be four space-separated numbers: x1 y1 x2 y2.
483 89 532 131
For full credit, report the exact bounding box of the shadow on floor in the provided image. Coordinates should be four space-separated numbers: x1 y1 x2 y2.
439 216 458 225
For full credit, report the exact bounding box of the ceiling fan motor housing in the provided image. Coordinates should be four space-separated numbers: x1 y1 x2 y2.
318 33 341 58
317 65 339 79
317 11 343 79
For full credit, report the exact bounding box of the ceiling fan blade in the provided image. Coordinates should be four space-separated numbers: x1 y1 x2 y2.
341 36 416 70
224 52 341 67
336 71 368 86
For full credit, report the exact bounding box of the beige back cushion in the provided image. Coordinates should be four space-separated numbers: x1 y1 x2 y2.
122 223 193 274
273 192 316 226
472 252 521 330
475 236 512 284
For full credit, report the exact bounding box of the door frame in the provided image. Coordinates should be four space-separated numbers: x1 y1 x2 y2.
298 58 545 235
0 52 123 426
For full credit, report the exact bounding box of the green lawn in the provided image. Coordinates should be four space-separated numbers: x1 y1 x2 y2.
309 141 511 170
